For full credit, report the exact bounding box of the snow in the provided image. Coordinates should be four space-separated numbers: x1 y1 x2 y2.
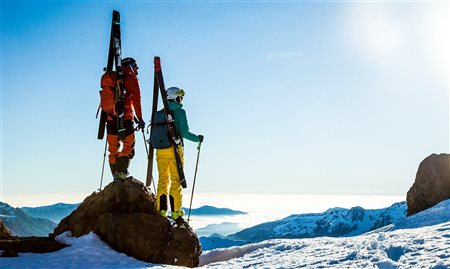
1 232 163 269
2 200 450 268
200 222 450 268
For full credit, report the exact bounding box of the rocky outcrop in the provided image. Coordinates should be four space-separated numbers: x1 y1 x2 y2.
407 153 450 216
51 177 201 267
0 220 13 239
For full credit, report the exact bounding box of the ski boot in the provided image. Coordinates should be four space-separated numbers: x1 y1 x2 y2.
171 209 185 221
114 156 130 182
113 171 127 182
159 210 168 217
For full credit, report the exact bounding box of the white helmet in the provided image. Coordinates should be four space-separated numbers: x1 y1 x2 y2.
166 87 185 101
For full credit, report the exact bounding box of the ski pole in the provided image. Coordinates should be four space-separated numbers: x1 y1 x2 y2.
136 116 157 193
141 129 149 156
187 141 202 224
99 139 108 191
140 129 157 193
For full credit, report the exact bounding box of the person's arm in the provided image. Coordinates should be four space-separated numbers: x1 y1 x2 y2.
125 76 143 119
176 109 200 143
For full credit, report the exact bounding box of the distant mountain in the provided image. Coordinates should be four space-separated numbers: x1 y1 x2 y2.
0 202 56 237
228 202 406 243
182 205 246 216
200 234 246 251
21 203 80 223
196 222 242 237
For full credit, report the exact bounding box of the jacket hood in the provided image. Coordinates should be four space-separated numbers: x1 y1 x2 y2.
168 101 183 111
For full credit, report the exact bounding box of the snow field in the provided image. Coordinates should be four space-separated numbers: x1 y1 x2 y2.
200 222 450 268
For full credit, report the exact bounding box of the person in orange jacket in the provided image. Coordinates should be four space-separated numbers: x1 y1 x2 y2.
106 57 145 181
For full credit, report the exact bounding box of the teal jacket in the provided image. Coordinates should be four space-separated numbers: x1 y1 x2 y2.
168 101 200 143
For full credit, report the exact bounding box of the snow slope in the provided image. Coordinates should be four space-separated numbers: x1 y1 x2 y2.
202 199 450 268
200 221 450 268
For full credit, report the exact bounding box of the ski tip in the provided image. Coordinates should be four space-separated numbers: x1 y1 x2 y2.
154 57 161 71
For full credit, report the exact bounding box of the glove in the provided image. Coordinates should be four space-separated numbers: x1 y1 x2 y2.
138 118 145 130
198 135 204 143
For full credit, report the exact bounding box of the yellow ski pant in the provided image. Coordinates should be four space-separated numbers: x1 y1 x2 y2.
156 145 184 212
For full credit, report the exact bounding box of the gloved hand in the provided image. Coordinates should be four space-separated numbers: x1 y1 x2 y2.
198 135 204 143
138 118 145 130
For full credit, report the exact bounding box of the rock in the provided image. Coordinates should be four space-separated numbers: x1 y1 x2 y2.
0 237 67 257
50 177 201 267
0 220 13 239
406 153 450 216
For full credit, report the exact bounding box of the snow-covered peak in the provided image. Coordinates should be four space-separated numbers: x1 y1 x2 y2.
228 202 407 242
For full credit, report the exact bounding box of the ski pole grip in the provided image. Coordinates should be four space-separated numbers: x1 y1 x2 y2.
154 57 161 72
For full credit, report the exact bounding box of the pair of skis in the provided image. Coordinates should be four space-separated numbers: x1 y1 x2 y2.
97 10 126 140
97 12 186 190
146 57 187 189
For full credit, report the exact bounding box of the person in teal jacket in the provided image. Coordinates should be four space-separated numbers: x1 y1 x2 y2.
156 87 204 220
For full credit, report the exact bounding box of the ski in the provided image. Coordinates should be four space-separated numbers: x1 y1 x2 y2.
111 10 127 140
153 56 187 189
146 68 159 187
97 10 117 140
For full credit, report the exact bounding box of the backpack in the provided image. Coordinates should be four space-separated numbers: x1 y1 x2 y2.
99 71 117 115
150 109 172 149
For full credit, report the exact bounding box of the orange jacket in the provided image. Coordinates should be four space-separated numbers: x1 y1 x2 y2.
104 66 143 121
122 66 143 121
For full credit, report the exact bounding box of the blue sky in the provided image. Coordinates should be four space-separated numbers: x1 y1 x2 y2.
1 1 448 206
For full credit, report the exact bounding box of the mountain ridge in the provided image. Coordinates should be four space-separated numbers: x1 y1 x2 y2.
0 202 56 237
227 201 407 243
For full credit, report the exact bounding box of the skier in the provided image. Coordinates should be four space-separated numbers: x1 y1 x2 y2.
156 87 204 220
105 57 145 181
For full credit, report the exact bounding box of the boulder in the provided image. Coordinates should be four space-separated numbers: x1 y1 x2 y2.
51 177 201 267
406 153 450 216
